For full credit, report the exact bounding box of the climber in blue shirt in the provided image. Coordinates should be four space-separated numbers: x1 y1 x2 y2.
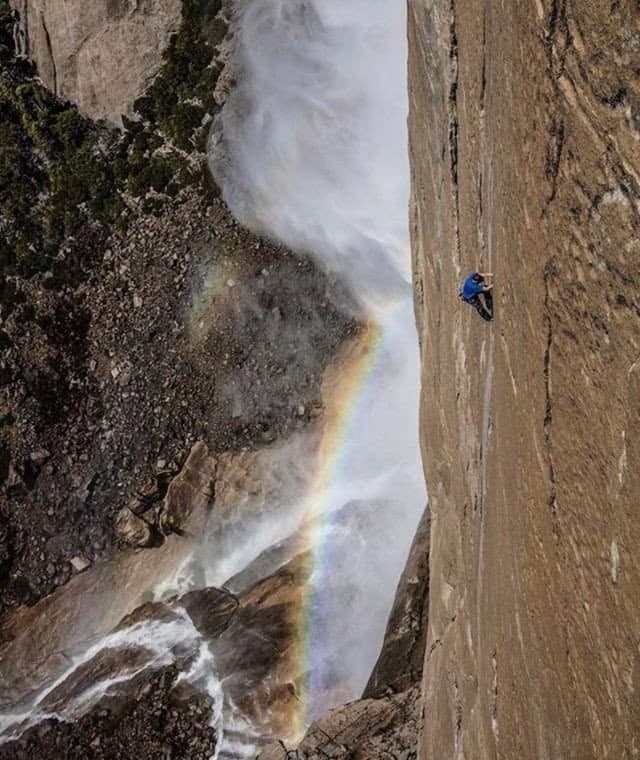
460 272 494 321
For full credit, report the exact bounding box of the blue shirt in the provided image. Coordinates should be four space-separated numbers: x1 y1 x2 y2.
461 273 485 300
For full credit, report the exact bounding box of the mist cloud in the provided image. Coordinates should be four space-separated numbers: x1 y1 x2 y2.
209 0 426 724
210 0 411 306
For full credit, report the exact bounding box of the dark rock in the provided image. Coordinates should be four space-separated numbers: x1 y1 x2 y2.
0 666 217 759
180 586 238 640
38 646 153 713
116 601 181 631
114 508 154 548
158 443 216 537
364 507 430 699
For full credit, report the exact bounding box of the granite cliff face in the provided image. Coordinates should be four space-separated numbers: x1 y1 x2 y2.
3 0 639 756
10 0 182 124
408 0 640 756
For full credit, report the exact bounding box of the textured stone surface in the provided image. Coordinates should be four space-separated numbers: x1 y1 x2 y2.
11 0 182 125
158 442 216 536
364 507 429 700
0 667 217 759
258 688 422 760
210 552 310 743
408 0 640 757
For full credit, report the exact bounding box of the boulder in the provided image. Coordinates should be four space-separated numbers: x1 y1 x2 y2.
180 586 238 639
158 442 216 536
69 555 91 573
114 507 153 548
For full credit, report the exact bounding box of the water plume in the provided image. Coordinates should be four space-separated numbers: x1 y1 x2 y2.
210 0 426 735
210 0 412 308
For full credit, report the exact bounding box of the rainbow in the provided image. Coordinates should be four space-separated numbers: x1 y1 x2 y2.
290 296 408 738
185 221 414 741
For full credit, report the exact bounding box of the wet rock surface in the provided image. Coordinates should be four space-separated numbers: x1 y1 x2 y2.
207 552 312 745
0 426 320 722
180 586 238 639
0 553 307 757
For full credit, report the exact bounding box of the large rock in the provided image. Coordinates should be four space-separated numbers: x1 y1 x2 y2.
364 507 430 699
408 0 640 757
159 442 216 536
114 506 154 548
210 552 311 742
10 0 182 125
37 646 153 714
180 586 238 639
258 688 422 760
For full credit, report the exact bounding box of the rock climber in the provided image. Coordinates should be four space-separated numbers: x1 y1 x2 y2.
459 271 494 321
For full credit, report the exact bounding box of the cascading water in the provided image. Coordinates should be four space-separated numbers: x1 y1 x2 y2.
212 0 412 309
0 1 425 756
211 0 426 736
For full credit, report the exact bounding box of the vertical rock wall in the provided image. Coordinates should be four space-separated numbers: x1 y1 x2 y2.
408 0 640 757
10 0 182 125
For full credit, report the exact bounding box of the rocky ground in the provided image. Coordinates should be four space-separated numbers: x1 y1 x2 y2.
258 687 422 760
0 1 362 755
0 188 357 757
1 188 356 613
1 668 218 760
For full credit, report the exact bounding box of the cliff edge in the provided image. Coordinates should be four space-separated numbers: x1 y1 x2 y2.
409 0 640 757
10 0 182 124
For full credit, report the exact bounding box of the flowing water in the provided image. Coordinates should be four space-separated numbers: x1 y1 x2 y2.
0 1 425 756
211 0 425 740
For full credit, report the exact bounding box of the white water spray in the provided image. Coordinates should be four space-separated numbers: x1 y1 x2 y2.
212 0 426 728
0 2 425 752
211 0 413 307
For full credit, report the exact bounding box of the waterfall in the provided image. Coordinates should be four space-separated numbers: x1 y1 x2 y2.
0 3 425 755
210 0 425 733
